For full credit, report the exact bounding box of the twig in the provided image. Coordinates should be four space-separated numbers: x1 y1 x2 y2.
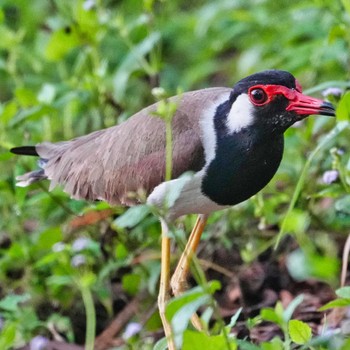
341 234 350 287
68 209 114 231
94 296 139 350
198 258 236 279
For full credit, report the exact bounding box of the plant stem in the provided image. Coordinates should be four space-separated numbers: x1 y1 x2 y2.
80 285 96 350
275 121 348 248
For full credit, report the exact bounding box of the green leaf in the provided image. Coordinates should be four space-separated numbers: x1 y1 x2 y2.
283 295 304 323
313 184 344 199
79 271 97 288
35 227 63 251
166 282 221 348
328 24 347 43
0 26 20 50
0 294 30 312
261 337 284 350
236 339 261 350
0 322 17 350
226 307 242 330
153 337 168 350
1 101 18 125
335 195 350 215
260 308 282 326
113 32 161 102
9 105 54 127
37 83 56 104
18 306 41 331
281 209 310 234
75 2 99 38
336 91 350 121
115 243 128 259
200 307 214 327
146 260 161 295
113 205 151 228
341 0 350 16
183 330 237 350
277 122 348 246
286 249 339 282
172 295 209 347
274 302 284 321
46 275 73 288
340 338 350 350
319 298 350 311
122 273 141 295
45 27 81 61
15 87 37 107
288 319 312 345
336 286 350 299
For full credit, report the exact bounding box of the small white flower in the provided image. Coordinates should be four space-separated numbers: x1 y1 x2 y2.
322 170 339 184
30 335 49 350
71 254 87 267
123 322 142 339
322 87 343 97
152 87 166 99
52 242 65 252
72 237 91 252
83 0 95 11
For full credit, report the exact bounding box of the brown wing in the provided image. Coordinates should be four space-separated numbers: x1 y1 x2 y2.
36 87 231 205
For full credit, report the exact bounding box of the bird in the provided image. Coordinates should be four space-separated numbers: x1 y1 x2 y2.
11 70 335 349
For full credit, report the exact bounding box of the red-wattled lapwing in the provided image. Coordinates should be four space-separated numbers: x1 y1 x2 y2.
11 70 335 349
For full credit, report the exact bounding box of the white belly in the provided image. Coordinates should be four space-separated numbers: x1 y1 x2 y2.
147 170 228 221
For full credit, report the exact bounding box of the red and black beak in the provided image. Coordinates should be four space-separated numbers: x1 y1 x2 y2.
286 90 335 117
248 84 336 118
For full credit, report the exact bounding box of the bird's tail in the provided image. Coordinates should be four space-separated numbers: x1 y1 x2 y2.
11 146 48 187
10 146 39 156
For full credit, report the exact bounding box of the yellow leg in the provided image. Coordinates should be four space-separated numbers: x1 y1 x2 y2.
158 220 176 350
170 214 208 330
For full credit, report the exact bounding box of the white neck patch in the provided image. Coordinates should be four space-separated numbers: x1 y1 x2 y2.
226 93 254 133
200 92 230 164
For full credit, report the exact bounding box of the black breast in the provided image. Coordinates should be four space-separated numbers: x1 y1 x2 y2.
201 129 284 206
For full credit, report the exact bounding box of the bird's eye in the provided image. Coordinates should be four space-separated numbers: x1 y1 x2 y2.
249 88 268 105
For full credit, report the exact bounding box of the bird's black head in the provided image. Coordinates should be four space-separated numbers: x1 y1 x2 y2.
203 70 335 206
220 69 335 136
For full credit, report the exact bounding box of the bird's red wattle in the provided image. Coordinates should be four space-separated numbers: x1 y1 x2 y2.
248 84 331 116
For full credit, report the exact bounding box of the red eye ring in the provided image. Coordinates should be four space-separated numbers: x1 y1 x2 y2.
249 87 268 105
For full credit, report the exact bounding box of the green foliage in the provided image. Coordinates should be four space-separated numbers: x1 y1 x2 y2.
113 204 152 228
320 286 350 310
182 330 237 350
260 295 303 334
0 0 349 349
166 282 221 348
258 296 320 349
288 319 312 345
286 248 339 282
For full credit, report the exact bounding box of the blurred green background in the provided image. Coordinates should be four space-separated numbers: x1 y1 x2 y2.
0 0 350 349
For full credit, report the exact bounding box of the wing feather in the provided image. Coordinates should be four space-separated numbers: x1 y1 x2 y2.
35 87 231 205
